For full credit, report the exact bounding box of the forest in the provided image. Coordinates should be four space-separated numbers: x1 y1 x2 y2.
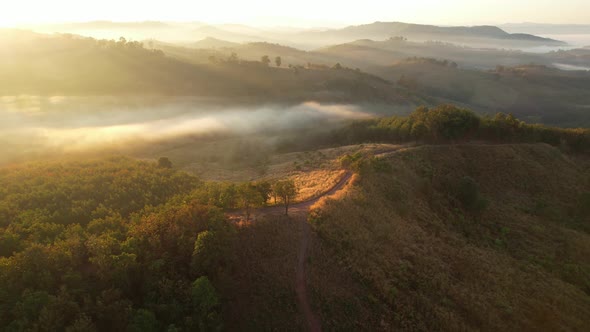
0 156 306 331
332 105 590 152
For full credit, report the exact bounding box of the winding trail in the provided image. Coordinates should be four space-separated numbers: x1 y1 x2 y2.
260 171 353 217
228 145 407 332
228 172 354 331
296 218 322 332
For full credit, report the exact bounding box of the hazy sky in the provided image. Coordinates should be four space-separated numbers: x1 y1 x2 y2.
1 0 589 27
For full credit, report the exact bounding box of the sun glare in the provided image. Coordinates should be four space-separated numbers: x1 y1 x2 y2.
2 0 590 27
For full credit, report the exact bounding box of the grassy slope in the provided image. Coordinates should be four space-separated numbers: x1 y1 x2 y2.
308 144 590 330
0 32 404 104
220 217 304 331
373 62 590 126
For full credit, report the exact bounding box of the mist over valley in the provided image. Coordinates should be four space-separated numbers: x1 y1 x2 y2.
1 4 590 331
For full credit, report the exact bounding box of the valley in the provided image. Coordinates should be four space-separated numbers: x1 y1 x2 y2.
1 11 590 332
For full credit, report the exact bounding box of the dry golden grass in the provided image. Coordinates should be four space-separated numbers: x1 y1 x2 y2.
310 173 359 210
220 215 305 331
291 169 346 202
173 143 401 202
308 143 590 331
174 142 400 182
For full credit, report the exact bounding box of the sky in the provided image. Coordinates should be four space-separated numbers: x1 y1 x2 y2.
1 0 589 27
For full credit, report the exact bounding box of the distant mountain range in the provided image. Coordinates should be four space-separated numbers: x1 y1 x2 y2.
192 37 240 49
296 22 566 47
501 23 590 35
23 20 567 49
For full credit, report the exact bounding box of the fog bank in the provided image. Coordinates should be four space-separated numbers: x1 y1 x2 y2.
0 96 376 163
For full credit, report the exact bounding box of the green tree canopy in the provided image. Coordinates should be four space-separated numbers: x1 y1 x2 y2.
273 180 298 215
261 55 271 66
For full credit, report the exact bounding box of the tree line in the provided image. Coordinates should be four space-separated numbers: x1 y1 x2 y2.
332 104 590 152
190 179 298 220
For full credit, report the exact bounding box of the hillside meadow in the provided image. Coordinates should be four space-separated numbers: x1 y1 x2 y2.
308 144 590 330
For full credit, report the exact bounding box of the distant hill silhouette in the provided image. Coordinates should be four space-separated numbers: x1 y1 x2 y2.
25 20 567 49
192 37 240 49
0 31 407 104
299 21 566 47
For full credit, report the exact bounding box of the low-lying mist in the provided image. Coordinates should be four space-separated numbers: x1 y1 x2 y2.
0 96 375 165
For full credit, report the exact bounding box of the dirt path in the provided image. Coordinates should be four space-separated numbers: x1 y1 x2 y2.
226 172 353 332
263 171 353 217
229 173 354 331
228 145 407 331
296 218 322 332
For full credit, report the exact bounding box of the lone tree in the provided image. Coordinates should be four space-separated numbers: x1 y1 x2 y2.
273 180 298 215
157 157 173 169
275 56 282 67
238 183 265 221
261 55 271 66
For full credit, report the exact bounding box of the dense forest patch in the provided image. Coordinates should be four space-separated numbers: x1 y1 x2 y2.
0 157 236 331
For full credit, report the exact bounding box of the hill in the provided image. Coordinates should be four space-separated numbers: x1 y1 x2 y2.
298 21 566 48
308 143 590 330
1 110 590 330
149 38 590 125
0 31 407 104
37 21 175 31
501 23 590 36
547 48 590 69
191 37 239 49
317 37 590 71
190 25 266 43
368 62 590 127
26 20 568 50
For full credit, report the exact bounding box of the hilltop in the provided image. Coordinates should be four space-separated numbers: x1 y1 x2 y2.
307 143 590 330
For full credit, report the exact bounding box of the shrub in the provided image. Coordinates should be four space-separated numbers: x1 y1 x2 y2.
457 176 488 214
157 157 173 169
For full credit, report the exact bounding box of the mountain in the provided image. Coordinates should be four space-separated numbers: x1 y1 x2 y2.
190 25 269 43
501 23 590 35
298 21 566 48
316 38 548 69
192 37 240 49
24 20 568 50
0 28 43 41
32 20 176 30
